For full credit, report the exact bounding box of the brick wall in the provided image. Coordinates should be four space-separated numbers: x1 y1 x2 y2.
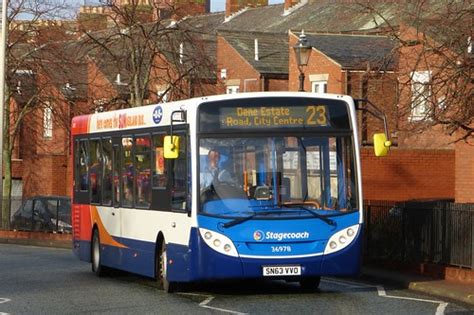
289 34 344 93
267 78 289 91
455 142 474 203
23 155 69 198
361 148 455 201
217 36 262 92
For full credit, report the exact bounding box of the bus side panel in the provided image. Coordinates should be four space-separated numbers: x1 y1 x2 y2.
115 238 156 278
167 228 245 282
320 230 362 276
73 204 93 262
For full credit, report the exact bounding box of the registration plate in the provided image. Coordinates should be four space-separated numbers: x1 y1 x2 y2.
262 265 301 276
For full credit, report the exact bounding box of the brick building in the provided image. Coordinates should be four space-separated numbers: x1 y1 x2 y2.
5 0 472 205
217 31 288 93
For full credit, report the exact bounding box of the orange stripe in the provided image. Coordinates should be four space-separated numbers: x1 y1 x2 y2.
90 206 127 248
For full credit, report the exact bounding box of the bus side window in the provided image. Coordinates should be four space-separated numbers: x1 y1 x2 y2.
78 140 89 192
171 133 187 211
135 134 151 209
102 138 113 206
90 139 102 204
152 134 167 188
122 136 134 208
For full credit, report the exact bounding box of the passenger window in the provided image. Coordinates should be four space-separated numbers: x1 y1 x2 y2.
152 134 167 188
135 135 151 208
90 139 102 204
113 144 121 206
171 134 188 211
121 136 134 207
78 140 89 192
102 138 113 206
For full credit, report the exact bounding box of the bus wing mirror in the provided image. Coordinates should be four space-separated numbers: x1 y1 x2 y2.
373 133 392 157
164 136 180 159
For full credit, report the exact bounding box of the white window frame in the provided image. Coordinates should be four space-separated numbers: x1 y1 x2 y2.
409 71 431 122
226 85 239 94
43 105 53 138
157 89 169 103
311 80 327 93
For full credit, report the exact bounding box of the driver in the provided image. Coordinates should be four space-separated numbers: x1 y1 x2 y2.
200 149 236 191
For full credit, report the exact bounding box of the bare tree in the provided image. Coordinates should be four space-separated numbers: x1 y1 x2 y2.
359 0 473 144
1 0 77 228
78 0 217 108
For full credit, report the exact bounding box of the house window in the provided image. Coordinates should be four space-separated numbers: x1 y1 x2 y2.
43 106 53 138
226 85 239 94
311 81 327 93
410 71 431 121
156 85 169 102
158 89 169 102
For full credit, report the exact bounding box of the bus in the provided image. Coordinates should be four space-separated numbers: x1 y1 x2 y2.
71 92 391 292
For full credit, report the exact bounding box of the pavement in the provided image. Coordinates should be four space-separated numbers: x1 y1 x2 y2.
362 266 474 306
0 234 472 306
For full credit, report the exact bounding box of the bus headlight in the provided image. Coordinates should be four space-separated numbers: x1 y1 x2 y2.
199 228 238 257
324 224 360 255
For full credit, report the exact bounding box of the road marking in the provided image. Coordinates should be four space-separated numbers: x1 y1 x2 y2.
0 298 11 315
324 278 448 315
377 286 448 315
179 293 248 315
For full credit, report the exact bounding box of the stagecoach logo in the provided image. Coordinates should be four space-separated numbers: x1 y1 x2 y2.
253 230 310 242
253 230 264 241
153 105 163 124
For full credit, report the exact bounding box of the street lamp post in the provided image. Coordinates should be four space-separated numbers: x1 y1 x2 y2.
292 30 312 92
0 0 8 228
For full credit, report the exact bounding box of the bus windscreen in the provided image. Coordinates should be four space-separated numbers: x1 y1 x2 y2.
199 97 351 133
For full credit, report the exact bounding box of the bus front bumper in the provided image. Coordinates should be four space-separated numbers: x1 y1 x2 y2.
166 228 362 282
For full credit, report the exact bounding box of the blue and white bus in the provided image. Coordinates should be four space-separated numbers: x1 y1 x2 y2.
72 92 390 292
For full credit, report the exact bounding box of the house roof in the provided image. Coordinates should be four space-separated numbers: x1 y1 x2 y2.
11 41 89 100
219 31 288 75
304 33 397 71
218 3 399 34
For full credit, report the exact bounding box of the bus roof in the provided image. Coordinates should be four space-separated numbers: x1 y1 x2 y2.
71 92 354 136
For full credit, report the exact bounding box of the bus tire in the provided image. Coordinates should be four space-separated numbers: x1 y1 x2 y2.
157 241 177 293
299 277 321 292
91 229 106 277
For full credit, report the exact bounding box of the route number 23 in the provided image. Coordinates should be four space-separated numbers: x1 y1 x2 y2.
306 106 327 126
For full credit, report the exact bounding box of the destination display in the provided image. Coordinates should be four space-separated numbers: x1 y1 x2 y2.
219 105 329 129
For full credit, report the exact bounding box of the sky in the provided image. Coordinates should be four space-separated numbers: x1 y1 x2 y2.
78 0 285 13
211 0 284 12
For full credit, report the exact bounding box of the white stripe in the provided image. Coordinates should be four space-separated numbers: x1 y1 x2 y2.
179 293 247 315
436 303 448 315
239 252 323 259
322 278 369 289
0 299 10 305
326 280 448 314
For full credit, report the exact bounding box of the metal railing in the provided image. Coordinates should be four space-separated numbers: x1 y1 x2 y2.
364 200 474 269
0 197 71 233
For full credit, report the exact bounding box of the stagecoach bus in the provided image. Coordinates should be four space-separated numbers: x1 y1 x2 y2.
71 92 390 292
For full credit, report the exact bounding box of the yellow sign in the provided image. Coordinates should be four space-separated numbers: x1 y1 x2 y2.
220 106 328 129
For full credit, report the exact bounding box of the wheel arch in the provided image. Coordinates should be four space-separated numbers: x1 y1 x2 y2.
90 224 99 263
154 231 165 278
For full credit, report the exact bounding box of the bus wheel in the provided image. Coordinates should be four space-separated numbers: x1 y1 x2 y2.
299 277 321 292
91 229 105 277
157 241 176 293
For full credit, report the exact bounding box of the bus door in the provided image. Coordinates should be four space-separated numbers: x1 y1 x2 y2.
102 137 122 266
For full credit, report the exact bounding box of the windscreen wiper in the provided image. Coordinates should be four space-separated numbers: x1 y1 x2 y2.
283 203 336 226
222 211 277 228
